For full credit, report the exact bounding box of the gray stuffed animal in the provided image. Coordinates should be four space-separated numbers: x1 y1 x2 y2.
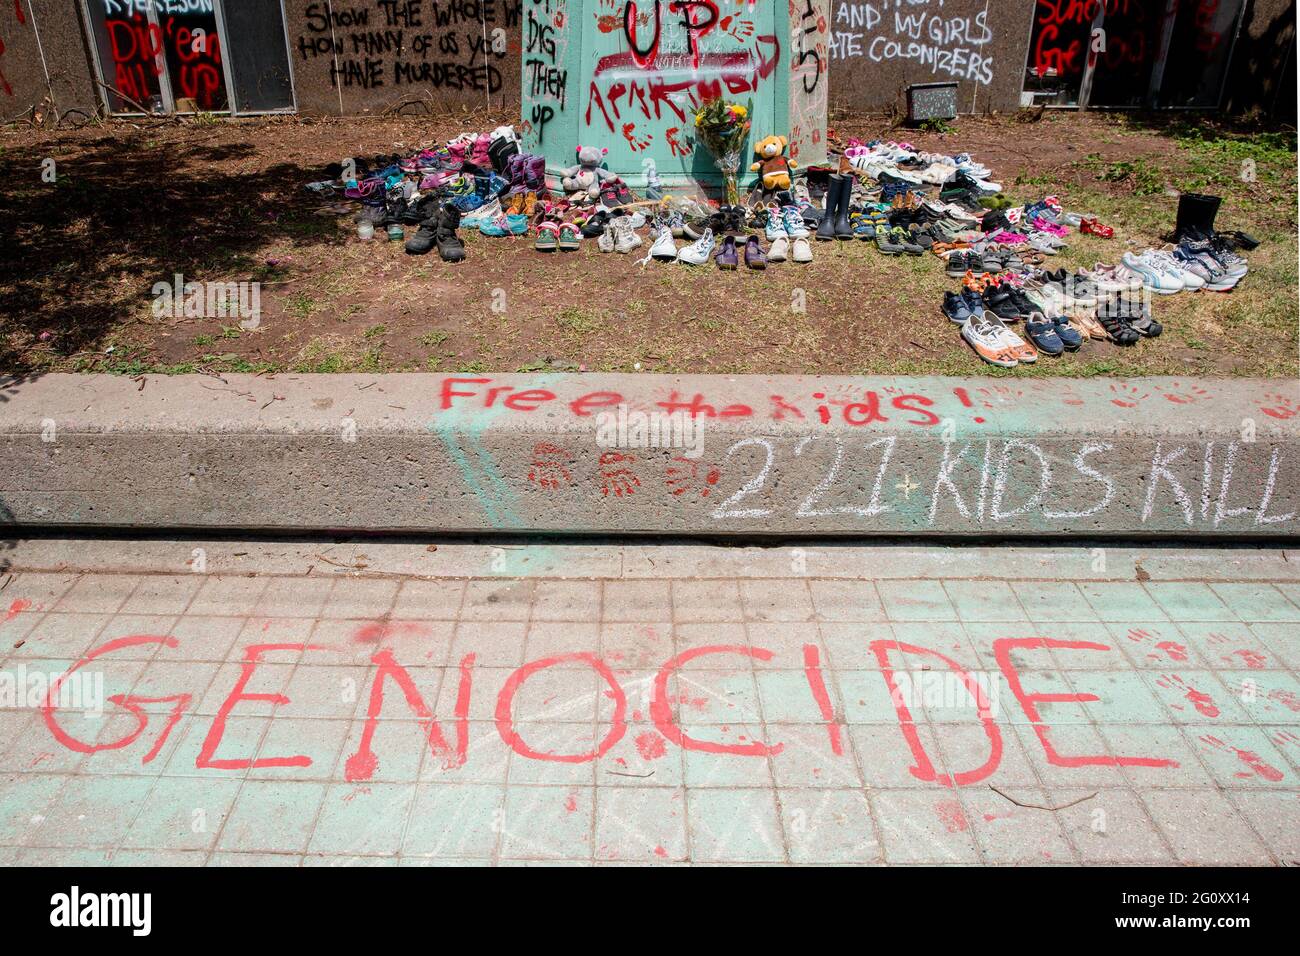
561 145 617 198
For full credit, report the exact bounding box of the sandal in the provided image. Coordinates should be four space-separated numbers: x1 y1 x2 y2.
1069 309 1108 341
1124 309 1163 338
850 212 876 241
1097 313 1140 345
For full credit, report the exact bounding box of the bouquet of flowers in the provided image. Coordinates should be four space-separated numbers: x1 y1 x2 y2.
693 97 752 206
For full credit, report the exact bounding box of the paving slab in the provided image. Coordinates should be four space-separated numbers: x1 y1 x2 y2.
0 540 1295 867
2 374 1297 537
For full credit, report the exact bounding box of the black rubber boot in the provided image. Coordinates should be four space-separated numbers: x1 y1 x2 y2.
404 215 439 255
816 174 843 241
1175 193 1221 242
833 175 853 240
435 206 466 263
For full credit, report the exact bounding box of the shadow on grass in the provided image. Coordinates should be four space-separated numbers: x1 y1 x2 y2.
0 131 351 374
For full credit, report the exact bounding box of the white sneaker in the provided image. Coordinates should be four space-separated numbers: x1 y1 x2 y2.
790 237 812 263
597 225 615 253
1148 250 1205 290
612 217 642 254
648 225 677 261
961 313 1018 368
677 228 715 265
1122 251 1184 294
460 198 502 230
767 235 789 263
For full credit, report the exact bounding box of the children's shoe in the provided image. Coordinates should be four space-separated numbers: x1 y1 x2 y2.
478 214 511 237
715 235 739 270
677 229 715 265
790 237 813 263
559 222 582 251
961 313 1018 368
781 205 810 239
767 235 789 263
1122 252 1184 294
462 198 503 230
648 226 678 262
992 320 1037 364
765 209 788 241
1053 317 1084 352
1024 313 1065 356
743 236 767 270
534 221 560 252
876 226 904 255
1086 263 1144 294
1147 250 1206 290
1080 216 1114 238
942 291 975 324
612 216 642 254
597 224 616 253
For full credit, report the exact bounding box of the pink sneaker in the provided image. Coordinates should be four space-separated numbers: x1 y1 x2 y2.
1032 217 1069 237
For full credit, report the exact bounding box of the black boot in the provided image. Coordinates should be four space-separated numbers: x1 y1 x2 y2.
404 214 439 255
816 174 844 241
833 175 853 240
1174 192 1221 242
435 205 466 262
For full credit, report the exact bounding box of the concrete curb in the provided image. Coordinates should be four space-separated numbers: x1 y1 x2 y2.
2 373 1297 538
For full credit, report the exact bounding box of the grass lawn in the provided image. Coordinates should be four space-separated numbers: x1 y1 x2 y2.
1 108 1295 379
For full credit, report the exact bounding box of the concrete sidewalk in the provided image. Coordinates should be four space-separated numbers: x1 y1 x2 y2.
3 373 1297 537
0 539 1296 866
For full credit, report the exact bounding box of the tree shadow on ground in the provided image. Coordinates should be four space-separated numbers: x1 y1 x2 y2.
0 130 352 374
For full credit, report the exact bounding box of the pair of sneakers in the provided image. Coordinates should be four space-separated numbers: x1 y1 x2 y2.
961 311 1037 368
764 205 811 240
674 228 811 266
597 216 643 254
1120 251 1206 294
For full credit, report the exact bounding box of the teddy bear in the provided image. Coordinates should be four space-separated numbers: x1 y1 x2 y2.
561 145 617 198
750 135 797 191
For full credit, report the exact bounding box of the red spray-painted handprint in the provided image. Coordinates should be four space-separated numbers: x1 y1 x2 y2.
665 457 722 499
1198 734 1285 781
528 442 572 491
1156 674 1220 717
599 451 641 498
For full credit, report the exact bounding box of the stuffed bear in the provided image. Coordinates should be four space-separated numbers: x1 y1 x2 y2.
561 145 616 198
750 135 797 191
